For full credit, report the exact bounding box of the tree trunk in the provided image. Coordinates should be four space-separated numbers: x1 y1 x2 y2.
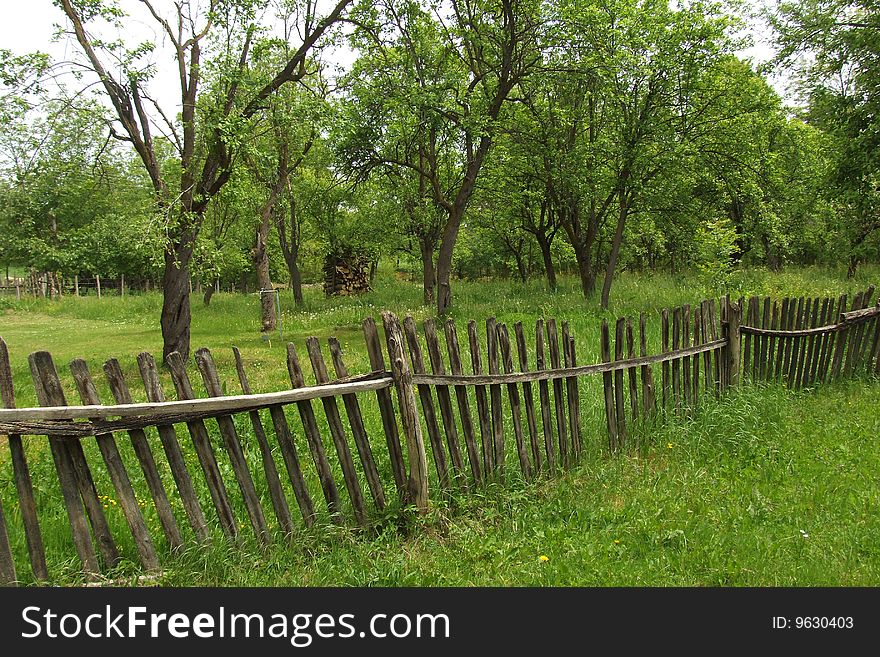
160 234 196 362
537 234 557 292
420 238 436 306
254 210 276 332
761 235 782 272
601 192 629 310
276 194 304 306
436 222 457 316
573 242 596 298
847 256 859 279
203 286 215 306
289 256 303 305
514 250 527 283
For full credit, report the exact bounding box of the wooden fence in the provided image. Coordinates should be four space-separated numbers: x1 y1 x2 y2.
740 285 880 388
0 289 877 585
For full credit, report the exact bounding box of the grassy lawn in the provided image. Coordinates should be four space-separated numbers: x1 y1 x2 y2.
0 265 878 585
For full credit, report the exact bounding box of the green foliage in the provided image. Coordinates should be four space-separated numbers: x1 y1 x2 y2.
695 217 741 296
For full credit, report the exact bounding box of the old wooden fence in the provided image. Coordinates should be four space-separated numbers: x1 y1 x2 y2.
0 288 878 584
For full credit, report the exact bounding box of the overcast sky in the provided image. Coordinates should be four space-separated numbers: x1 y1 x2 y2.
0 0 790 116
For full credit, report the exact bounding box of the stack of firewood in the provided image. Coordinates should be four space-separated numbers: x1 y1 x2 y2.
323 254 371 297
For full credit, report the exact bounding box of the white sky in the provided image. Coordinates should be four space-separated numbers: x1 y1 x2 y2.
0 0 791 119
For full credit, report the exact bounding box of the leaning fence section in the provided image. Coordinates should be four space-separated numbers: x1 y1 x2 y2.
740 286 879 388
0 288 878 585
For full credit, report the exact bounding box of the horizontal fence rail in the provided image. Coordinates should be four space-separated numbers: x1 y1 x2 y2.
1 287 878 585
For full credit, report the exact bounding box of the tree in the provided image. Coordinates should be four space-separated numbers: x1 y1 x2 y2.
52 0 353 359
342 0 541 314
771 0 880 275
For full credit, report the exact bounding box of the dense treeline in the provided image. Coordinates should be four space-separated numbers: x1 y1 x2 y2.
0 0 878 358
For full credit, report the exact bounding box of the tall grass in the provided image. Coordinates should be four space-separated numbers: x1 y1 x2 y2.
0 266 878 586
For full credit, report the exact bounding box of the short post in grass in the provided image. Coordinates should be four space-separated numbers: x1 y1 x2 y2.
381 311 429 513
723 296 742 389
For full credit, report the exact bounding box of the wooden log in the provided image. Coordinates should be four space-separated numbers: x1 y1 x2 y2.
328 337 387 509
661 309 670 410
0 498 15 585
780 297 797 383
381 312 429 513
743 297 755 378
766 301 779 381
682 305 692 406
830 294 855 381
32 353 121 570
867 300 880 374
486 317 506 477
709 300 721 394
305 338 368 525
104 359 183 550
719 297 729 390
747 297 759 381
69 359 160 570
514 322 542 474
672 308 682 411
792 299 813 389
758 298 770 380
0 338 47 580
136 353 210 542
546 319 568 468
362 318 407 497
726 299 741 388
230 348 295 535
691 306 701 406
563 323 581 461
797 298 818 389
403 318 450 490
804 298 828 387
856 296 878 371
818 296 845 383
444 319 482 484
535 319 556 471
498 324 531 478
422 320 465 484
848 287 875 374
871 300 880 374
844 295 866 377
165 352 238 540
774 299 789 381
699 301 712 394
601 320 618 451
807 297 823 373
639 313 657 416
786 297 806 386
285 343 341 518
468 320 495 475
0 374 392 426
195 349 270 543
29 352 101 574
614 318 628 445
626 319 639 421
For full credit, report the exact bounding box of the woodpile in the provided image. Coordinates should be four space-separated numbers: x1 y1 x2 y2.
323 254 371 297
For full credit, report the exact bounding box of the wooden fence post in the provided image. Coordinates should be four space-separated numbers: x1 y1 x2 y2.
724 298 742 388
381 311 429 513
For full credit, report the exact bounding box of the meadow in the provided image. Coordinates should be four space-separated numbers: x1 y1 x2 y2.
0 265 878 585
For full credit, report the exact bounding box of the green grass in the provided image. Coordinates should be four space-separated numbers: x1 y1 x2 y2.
0 265 878 586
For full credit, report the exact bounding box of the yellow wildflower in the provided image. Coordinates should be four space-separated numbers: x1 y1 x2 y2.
539 555 549 562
